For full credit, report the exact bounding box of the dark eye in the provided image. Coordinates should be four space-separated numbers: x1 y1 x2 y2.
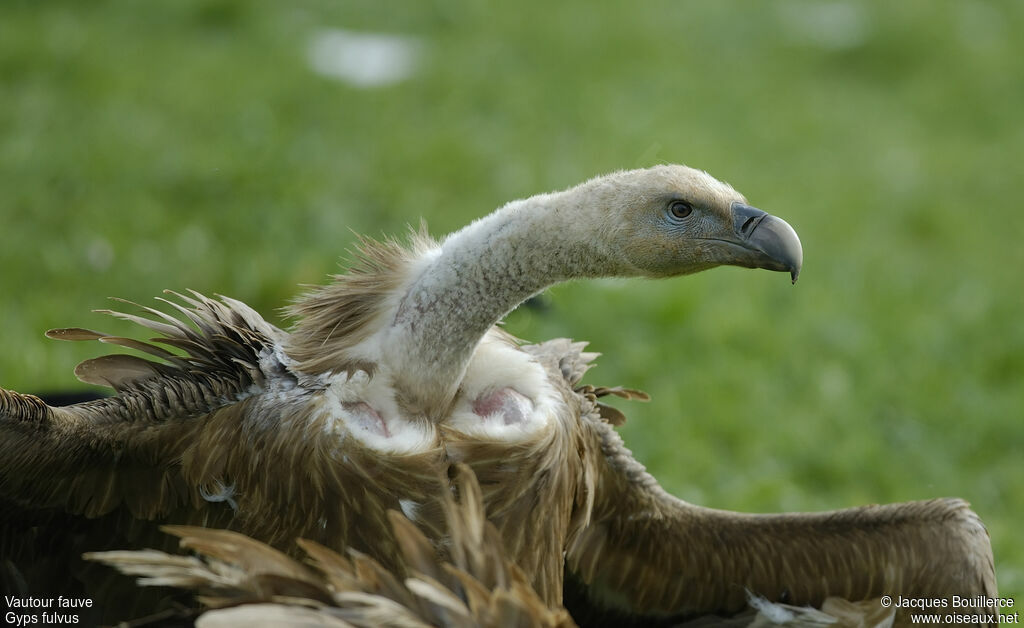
668 200 693 219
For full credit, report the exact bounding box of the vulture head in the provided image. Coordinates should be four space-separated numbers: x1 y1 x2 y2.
568 165 802 282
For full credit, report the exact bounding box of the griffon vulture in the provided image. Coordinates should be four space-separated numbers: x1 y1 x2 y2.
0 165 996 626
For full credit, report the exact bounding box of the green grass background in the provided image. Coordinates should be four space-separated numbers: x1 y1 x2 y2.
2 0 1021 599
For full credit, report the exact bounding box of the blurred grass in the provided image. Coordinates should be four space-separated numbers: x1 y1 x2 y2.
2 0 1021 598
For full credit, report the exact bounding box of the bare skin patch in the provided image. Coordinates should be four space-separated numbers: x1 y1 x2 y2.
471 387 533 426
317 370 437 453
342 401 390 437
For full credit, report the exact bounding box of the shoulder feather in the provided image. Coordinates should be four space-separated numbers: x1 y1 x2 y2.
0 290 295 519
45 289 289 403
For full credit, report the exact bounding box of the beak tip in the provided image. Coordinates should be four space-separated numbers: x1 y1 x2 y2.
756 215 803 284
729 203 804 284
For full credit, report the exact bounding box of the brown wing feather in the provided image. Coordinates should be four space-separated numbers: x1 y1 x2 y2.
88 465 577 628
2 292 285 517
524 338 996 625
565 412 998 626
0 291 332 623
3 293 447 622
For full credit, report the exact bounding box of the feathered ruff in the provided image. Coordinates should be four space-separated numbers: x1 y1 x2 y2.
88 464 577 628
434 339 605 606
283 226 438 378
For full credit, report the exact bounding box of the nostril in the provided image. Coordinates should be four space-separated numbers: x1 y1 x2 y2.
731 202 769 236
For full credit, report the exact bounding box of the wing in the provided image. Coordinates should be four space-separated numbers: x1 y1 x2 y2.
0 290 338 621
564 409 998 626
1 290 293 520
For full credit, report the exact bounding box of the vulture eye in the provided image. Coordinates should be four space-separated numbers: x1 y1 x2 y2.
668 200 693 220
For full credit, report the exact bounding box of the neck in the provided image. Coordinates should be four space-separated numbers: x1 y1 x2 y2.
383 186 624 418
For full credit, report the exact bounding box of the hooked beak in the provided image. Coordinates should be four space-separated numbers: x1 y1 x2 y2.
730 202 803 283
